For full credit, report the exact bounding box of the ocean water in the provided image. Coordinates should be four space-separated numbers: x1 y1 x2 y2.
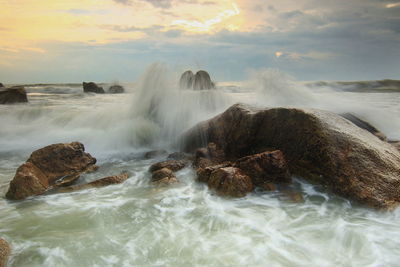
1 64 400 266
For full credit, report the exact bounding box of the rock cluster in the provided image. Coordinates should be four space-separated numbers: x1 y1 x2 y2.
0 86 28 104
182 103 400 210
148 160 187 186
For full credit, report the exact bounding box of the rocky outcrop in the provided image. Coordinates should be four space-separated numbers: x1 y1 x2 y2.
56 173 129 193
208 167 253 197
179 70 194 89
6 142 97 200
182 103 400 210
0 86 28 104
108 85 124 94
193 70 215 90
0 238 10 267
83 82 105 94
341 113 387 141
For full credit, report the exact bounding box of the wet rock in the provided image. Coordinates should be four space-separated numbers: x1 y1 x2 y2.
167 152 192 161
108 85 124 94
234 150 291 187
151 168 178 185
0 86 28 104
83 82 105 94
341 113 387 141
193 143 226 168
56 173 129 193
182 103 400 210
196 162 233 183
193 70 215 90
208 167 253 197
6 142 97 200
0 238 10 267
179 70 195 89
149 160 186 173
144 150 168 159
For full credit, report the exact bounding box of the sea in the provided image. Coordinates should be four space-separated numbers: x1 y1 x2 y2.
1 63 400 266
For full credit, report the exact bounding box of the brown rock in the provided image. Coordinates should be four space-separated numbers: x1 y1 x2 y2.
234 150 291 187
57 173 129 193
196 162 233 183
182 103 400 210
193 143 226 168
208 167 253 197
151 168 178 185
0 86 28 104
149 160 186 173
0 238 10 267
6 142 97 200
153 176 178 186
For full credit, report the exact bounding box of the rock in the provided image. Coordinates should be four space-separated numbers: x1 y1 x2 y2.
193 70 215 90
196 162 233 183
151 168 178 185
149 160 186 173
6 142 97 200
193 143 226 168
0 86 28 104
83 82 105 94
390 141 400 152
234 150 291 187
179 70 195 89
0 238 10 267
144 150 167 159
182 103 400 210
108 85 124 94
341 113 387 141
0 83 4 87
56 173 129 193
208 167 253 197
167 152 192 161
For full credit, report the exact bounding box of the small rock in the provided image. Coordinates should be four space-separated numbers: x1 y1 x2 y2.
108 85 124 94
57 173 129 193
144 150 167 159
83 82 105 94
0 86 28 104
149 160 186 173
208 167 253 197
0 238 11 267
151 168 178 186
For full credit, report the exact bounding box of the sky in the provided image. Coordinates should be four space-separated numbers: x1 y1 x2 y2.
0 0 399 83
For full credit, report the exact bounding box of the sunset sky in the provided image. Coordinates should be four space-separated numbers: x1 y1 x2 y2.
0 0 399 83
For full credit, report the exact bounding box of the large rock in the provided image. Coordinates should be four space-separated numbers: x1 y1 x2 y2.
0 238 10 267
56 173 129 193
182 103 400 210
193 70 215 90
0 86 28 104
179 70 195 89
83 82 105 94
108 85 124 94
6 142 97 200
208 167 253 197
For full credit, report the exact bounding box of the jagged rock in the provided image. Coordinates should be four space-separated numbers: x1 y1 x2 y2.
144 150 168 159
108 85 124 94
341 113 387 141
0 238 10 267
208 167 253 197
149 160 186 173
193 70 215 90
83 82 105 94
182 103 400 210
179 70 195 89
56 173 129 193
234 150 291 187
196 162 233 183
0 86 28 104
6 142 97 200
151 168 178 185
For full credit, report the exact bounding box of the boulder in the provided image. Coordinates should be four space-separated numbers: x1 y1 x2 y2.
149 160 186 173
6 142 97 200
151 168 178 186
182 103 400 210
108 85 124 94
179 70 195 89
56 173 129 193
0 86 28 104
193 70 215 90
83 82 105 94
341 113 387 141
193 143 226 168
0 238 10 267
234 150 291 187
196 162 233 183
144 149 167 159
208 167 253 197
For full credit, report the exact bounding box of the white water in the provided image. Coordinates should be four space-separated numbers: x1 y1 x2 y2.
1 65 400 266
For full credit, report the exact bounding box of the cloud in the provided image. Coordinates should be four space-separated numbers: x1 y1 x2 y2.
113 0 172 8
100 24 164 34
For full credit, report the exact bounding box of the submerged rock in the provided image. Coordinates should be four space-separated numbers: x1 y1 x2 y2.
6 142 97 200
193 70 215 90
208 167 253 197
83 82 105 94
108 85 124 94
0 238 10 267
179 70 195 89
56 173 129 193
0 86 28 104
182 103 400 210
